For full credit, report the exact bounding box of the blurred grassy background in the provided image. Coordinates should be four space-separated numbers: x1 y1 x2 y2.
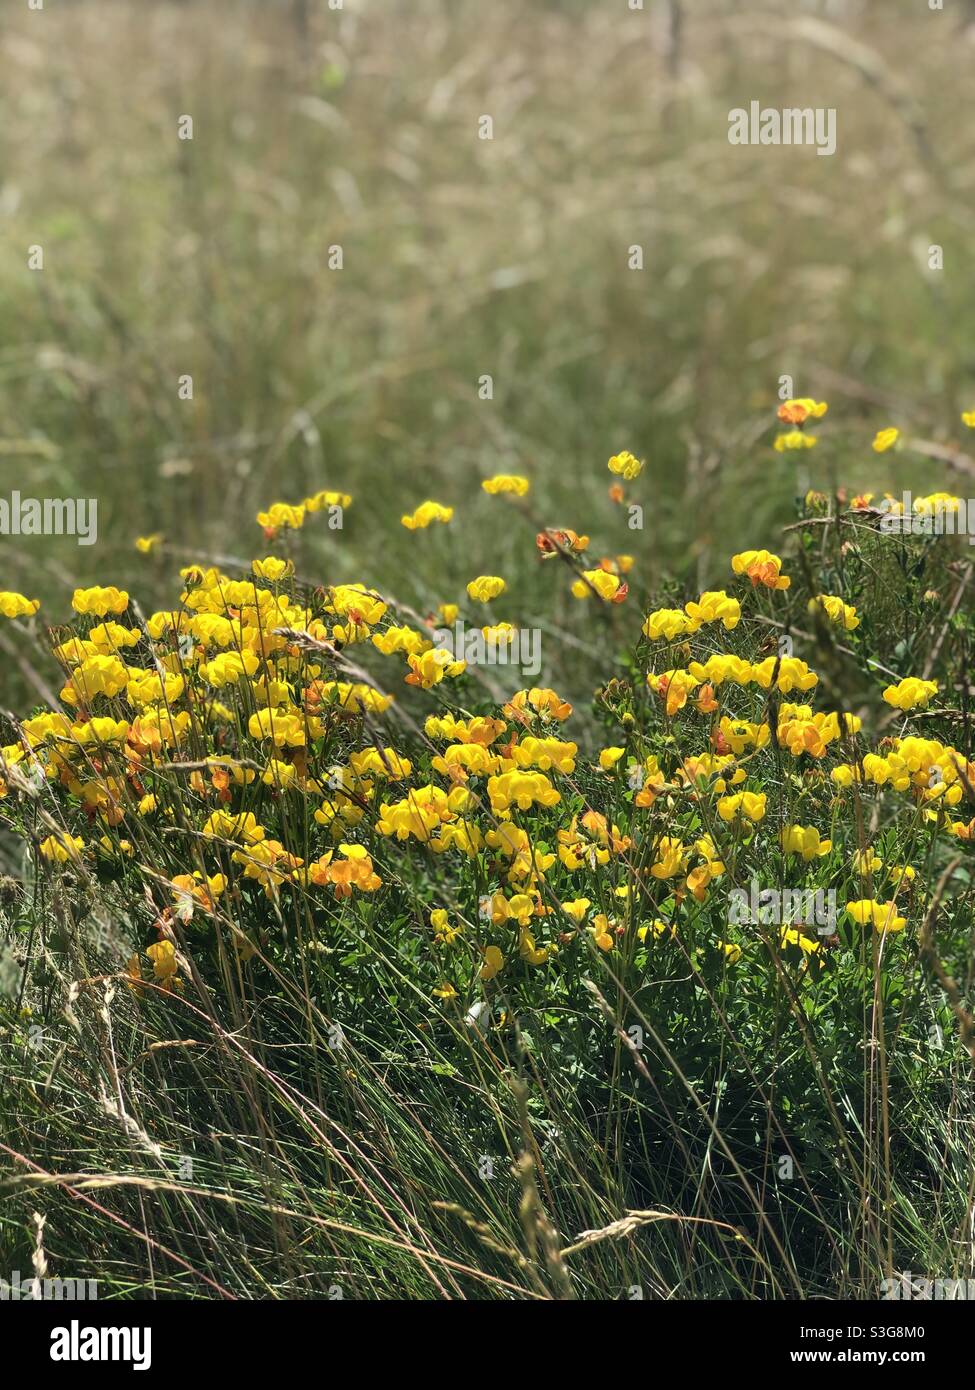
3 0 975 670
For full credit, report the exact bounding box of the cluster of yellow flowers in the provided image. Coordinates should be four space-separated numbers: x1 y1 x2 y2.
643 590 741 641
3 414 974 1003
773 398 828 452
832 738 973 807
257 489 352 539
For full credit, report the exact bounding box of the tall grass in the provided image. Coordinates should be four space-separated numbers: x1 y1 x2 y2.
3 0 975 630
2 497 974 1298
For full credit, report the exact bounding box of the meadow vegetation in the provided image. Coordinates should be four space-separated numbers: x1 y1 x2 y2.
1 0 974 1300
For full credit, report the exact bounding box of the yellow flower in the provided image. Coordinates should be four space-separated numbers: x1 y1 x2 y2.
466 575 506 603
650 836 686 880
257 502 305 533
349 747 412 780
404 648 466 689
327 584 387 626
697 683 719 715
683 590 741 631
686 837 725 899
632 754 668 804
84 622 141 654
432 982 458 1000
371 624 431 658
698 682 718 715
637 919 674 943
171 872 226 914
401 501 453 530
134 534 162 553
647 669 699 717
481 622 515 646
124 954 146 995
505 688 572 722
607 450 643 480
780 928 821 956
480 945 504 981
688 654 751 688
598 747 626 770
846 900 907 933
518 930 550 966
126 668 185 708
780 825 832 861
776 705 853 757
571 569 625 601
202 809 266 844
883 677 938 711
482 474 530 496
717 791 767 823
773 430 817 452
505 894 535 927
852 847 883 876
731 550 790 591
718 717 770 756
777 398 828 424
315 680 394 715
430 909 461 945
60 655 129 705
432 742 500 781
146 939 180 987
810 594 859 631
754 658 819 695
248 707 317 747
252 556 294 581
40 832 85 863
643 608 693 641
590 914 616 951
202 651 261 686
304 489 352 512
71 717 130 745
234 838 305 895
507 736 577 774
561 898 591 923
872 428 900 453
310 843 381 897
487 770 561 814
262 759 297 790
962 411 975 428
19 717 71 750
0 592 40 619
71 585 129 617
376 785 461 843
